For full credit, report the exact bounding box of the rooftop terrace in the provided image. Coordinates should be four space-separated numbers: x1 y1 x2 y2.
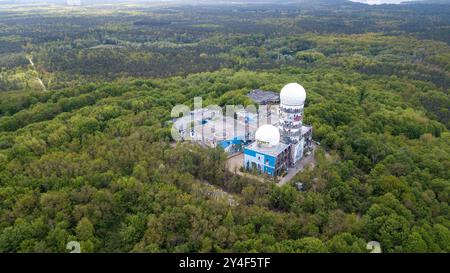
247 89 280 105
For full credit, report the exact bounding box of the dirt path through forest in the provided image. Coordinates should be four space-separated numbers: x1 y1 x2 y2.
27 55 47 92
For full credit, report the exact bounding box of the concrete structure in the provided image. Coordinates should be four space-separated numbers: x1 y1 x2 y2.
244 83 313 176
301 125 314 156
244 125 290 176
171 83 313 177
247 89 280 105
172 105 279 153
279 83 306 166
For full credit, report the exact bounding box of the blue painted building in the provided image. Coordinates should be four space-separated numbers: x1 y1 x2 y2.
243 127 290 177
242 82 314 177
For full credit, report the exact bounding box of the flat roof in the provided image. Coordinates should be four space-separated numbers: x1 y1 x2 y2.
172 106 280 147
247 89 280 105
245 141 290 157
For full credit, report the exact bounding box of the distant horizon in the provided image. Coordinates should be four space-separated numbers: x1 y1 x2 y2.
0 0 431 5
350 0 417 4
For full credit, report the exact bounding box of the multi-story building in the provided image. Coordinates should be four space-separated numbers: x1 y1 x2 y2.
244 83 313 176
243 125 291 177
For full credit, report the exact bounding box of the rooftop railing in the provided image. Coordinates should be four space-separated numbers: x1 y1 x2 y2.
279 106 304 113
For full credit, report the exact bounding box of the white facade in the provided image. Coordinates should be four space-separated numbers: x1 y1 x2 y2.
278 83 307 165
292 139 304 163
244 82 313 175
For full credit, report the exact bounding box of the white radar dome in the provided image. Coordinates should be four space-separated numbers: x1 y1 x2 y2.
280 83 306 106
255 124 280 146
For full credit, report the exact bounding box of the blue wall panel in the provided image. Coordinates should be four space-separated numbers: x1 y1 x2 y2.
244 148 256 157
244 147 278 176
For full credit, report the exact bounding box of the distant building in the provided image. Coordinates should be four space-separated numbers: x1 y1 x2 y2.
247 89 280 105
244 83 313 176
67 0 81 6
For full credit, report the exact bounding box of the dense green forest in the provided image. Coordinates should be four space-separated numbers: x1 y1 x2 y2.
0 1 449 253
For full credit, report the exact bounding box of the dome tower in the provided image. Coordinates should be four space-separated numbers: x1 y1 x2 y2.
255 124 280 147
278 83 307 165
279 83 306 143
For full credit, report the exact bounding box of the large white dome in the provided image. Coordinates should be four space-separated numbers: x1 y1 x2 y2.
280 83 306 106
255 124 280 146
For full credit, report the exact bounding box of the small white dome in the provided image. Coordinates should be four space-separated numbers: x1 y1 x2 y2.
255 124 280 146
280 83 306 106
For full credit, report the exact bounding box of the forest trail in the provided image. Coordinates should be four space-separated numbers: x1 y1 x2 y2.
27 55 47 92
